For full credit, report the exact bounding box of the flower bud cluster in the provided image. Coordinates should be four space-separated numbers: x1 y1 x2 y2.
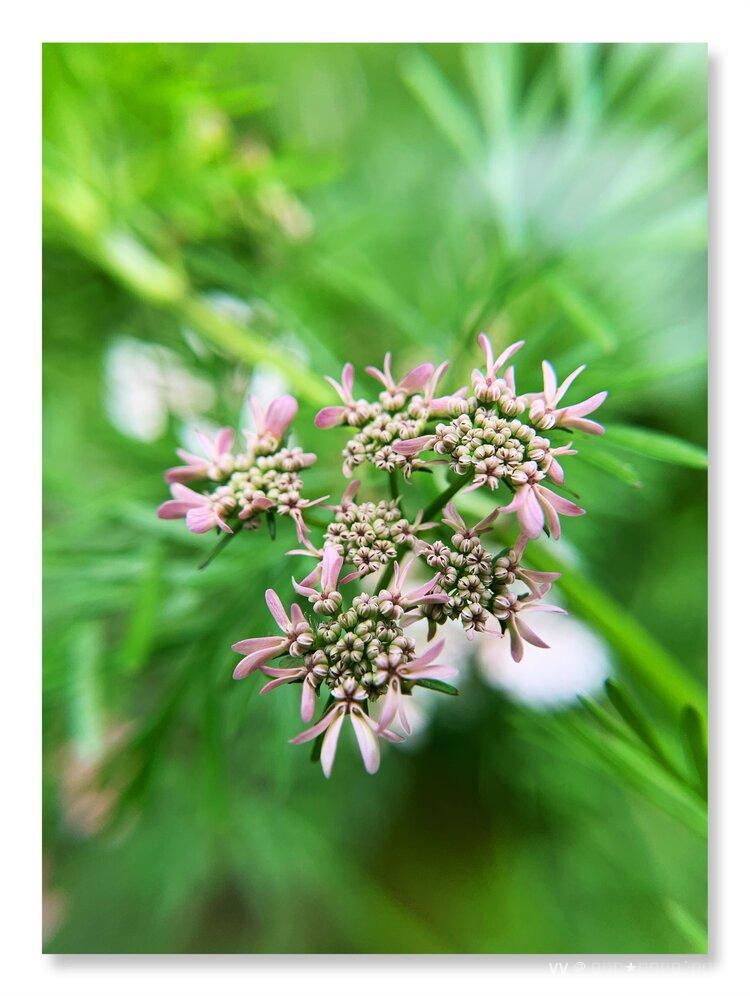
303 590 418 692
433 402 555 492
341 408 431 479
324 496 420 577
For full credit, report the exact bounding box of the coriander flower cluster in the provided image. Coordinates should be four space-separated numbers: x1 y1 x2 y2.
157 395 323 541
158 333 607 776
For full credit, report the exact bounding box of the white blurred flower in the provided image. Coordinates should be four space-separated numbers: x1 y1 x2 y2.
476 608 611 710
104 337 215 442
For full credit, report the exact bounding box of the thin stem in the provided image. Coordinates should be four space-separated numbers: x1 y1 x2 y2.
388 471 400 502
377 473 469 591
421 473 468 523
198 528 239 570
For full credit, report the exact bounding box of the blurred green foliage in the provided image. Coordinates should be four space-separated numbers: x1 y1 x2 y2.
43 42 707 953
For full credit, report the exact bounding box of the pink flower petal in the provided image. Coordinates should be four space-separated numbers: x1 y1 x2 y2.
289 705 341 745
314 406 346 429
157 499 191 520
321 544 343 593
320 710 346 778
410 639 445 669
301 678 316 723
265 395 298 439
232 636 286 654
514 615 550 650
376 679 400 733
350 708 381 774
392 435 435 456
215 427 235 456
398 362 434 393
265 589 291 632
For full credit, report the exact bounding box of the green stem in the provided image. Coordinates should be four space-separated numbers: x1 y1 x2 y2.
421 473 468 522
197 528 240 571
388 471 400 502
378 473 469 590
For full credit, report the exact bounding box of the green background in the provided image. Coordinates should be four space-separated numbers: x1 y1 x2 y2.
43 42 707 953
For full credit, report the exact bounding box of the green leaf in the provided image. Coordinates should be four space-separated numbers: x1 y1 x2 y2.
681 705 708 799
603 423 707 469
664 899 708 953
68 621 105 757
604 678 681 779
117 544 164 673
544 271 618 352
573 445 642 488
414 678 459 696
401 49 484 165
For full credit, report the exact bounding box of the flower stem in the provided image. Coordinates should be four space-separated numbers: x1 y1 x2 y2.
421 473 468 523
198 527 239 570
388 471 400 502
378 473 469 590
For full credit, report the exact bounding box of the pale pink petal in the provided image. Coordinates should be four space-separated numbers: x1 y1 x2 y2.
186 506 225 534
232 636 286 654
250 397 266 435
315 406 347 429
321 544 344 593
536 486 585 518
300 678 316 723
350 708 381 775
260 665 304 678
558 415 605 435
376 679 400 733
410 639 445 669
559 390 607 420
157 499 191 520
398 362 434 393
265 395 298 439
320 711 346 778
290 603 307 627
233 645 286 679
493 339 525 373
265 589 291 632
165 466 206 484
554 365 586 405
542 360 558 407
169 483 207 506
442 502 466 531
474 507 501 533
508 621 525 663
477 333 494 371
514 615 550 650
365 364 390 388
213 427 233 456
260 673 302 694
341 363 355 400
289 705 341 745
408 661 458 681
392 435 435 456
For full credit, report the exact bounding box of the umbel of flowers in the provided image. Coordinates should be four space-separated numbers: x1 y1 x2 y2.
157 395 324 542
158 334 607 776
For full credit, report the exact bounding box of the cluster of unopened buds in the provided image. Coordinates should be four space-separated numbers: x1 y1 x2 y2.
158 334 607 776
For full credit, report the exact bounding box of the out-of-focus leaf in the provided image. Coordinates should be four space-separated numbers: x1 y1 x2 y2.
68 622 105 756
681 705 708 800
544 272 618 352
664 899 707 953
604 678 683 781
400 49 484 165
117 544 165 672
603 423 707 469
